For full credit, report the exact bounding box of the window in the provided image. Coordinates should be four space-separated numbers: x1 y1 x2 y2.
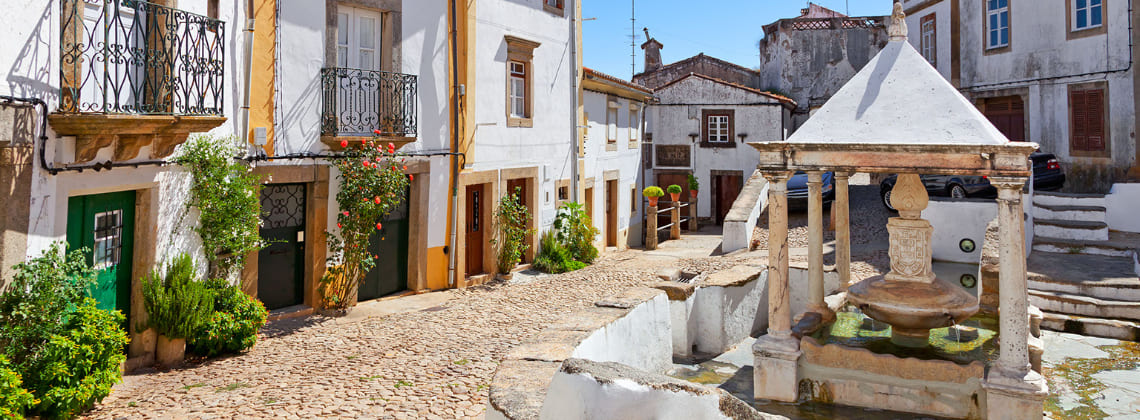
921 14 937 66
558 186 569 201
1069 85 1108 154
606 103 619 143
986 0 1009 50
544 0 565 15
208 0 219 20
92 210 123 270
1073 0 1104 30
510 61 527 118
336 7 383 70
701 109 735 147
505 36 540 127
629 107 640 142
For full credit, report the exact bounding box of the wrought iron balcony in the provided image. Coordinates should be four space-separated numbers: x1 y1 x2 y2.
58 0 225 116
320 67 417 141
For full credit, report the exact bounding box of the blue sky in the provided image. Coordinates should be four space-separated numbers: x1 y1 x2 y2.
581 0 894 79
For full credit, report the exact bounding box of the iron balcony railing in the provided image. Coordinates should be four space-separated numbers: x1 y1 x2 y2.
321 67 417 138
58 0 225 115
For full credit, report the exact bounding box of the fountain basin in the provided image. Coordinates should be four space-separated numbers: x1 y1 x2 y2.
847 275 979 347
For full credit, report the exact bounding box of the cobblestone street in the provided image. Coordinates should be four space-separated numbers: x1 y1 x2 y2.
86 244 759 419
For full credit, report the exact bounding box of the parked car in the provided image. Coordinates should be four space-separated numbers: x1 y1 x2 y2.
879 152 1066 211
788 171 834 209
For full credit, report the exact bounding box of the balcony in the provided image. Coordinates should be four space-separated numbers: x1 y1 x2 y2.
320 67 417 150
49 0 227 163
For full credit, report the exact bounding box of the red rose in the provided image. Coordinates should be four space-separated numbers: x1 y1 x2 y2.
402 165 407 171
387 143 395 153
343 211 350 216
374 196 382 204
374 129 381 135
340 139 349 148
361 139 367 145
408 174 414 181
376 222 383 230
337 223 342 228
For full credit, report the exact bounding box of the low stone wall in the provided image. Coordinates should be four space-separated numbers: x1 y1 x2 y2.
722 171 768 253
1107 182 1140 233
922 198 997 264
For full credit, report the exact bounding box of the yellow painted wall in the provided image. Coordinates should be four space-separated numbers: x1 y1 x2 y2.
425 246 449 290
250 0 277 155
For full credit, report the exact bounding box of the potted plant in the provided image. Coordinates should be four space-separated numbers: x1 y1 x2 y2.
490 187 534 280
140 253 214 367
687 174 700 199
667 184 683 202
643 186 664 207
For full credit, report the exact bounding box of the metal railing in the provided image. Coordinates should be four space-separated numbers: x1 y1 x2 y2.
58 0 225 115
320 67 418 138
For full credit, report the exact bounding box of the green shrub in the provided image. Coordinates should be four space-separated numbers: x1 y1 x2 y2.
666 184 683 194
533 230 577 274
491 187 534 275
25 300 127 419
140 254 214 339
554 202 600 264
642 186 664 198
687 174 699 191
189 279 268 358
0 243 127 418
0 356 36 419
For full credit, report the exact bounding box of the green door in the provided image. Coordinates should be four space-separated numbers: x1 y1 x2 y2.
359 187 409 301
257 184 306 310
66 191 136 328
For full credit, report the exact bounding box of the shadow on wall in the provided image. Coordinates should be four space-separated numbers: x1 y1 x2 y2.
6 2 56 102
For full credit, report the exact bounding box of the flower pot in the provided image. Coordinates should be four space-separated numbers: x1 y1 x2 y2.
156 335 186 367
669 192 680 202
690 190 699 198
647 196 659 207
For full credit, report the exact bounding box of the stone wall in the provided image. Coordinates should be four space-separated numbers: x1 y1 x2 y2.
722 171 768 253
632 54 763 91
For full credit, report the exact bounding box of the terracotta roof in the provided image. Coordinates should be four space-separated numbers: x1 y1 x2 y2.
655 73 796 108
582 67 653 95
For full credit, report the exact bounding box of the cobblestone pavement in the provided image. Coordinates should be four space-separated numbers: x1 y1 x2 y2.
86 249 759 419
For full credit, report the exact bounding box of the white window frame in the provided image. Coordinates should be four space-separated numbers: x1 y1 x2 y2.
707 115 730 143
336 6 383 70
986 0 1010 50
628 107 640 141
606 105 619 142
921 15 936 65
509 61 527 118
1073 0 1103 31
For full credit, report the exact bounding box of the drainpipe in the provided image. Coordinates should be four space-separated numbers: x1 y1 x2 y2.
240 0 256 146
569 0 580 203
447 0 461 288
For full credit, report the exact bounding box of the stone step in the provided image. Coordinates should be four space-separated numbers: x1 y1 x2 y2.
1039 311 1140 342
1028 251 1140 302
1034 218 1109 241
1032 237 1137 258
1028 290 1140 321
1033 191 1107 207
1031 203 1107 223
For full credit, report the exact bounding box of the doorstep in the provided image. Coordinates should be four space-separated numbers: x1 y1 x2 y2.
267 304 314 322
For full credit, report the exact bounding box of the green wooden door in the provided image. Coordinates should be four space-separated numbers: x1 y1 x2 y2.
359 187 409 301
66 191 136 328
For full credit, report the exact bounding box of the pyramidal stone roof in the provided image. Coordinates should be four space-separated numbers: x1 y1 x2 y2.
785 39 1010 146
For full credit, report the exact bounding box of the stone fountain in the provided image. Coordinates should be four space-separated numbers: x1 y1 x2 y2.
847 173 979 347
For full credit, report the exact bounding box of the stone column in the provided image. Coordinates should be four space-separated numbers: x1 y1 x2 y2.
806 171 832 321
834 172 851 291
670 203 681 240
983 176 1047 420
753 171 800 403
646 205 658 250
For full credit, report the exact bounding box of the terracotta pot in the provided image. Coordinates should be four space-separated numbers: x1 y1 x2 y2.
647 196 659 207
690 190 699 198
155 335 186 367
669 192 680 202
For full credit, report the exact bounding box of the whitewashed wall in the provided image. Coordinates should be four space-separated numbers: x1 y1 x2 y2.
1107 183 1140 233
582 89 644 246
647 76 786 218
923 198 998 264
570 293 672 374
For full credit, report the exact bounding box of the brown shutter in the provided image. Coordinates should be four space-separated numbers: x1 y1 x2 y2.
1087 89 1106 151
1070 90 1089 151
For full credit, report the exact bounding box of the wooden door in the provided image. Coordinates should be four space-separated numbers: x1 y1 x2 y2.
67 191 136 329
465 184 485 276
505 178 531 263
713 174 743 225
258 184 306 310
655 173 691 229
360 187 409 301
982 96 1025 142
605 180 618 247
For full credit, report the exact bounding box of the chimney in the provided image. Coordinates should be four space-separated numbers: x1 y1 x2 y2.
641 27 663 73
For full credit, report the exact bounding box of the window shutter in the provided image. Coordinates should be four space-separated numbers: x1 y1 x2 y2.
1070 89 1088 151
1087 89 1105 151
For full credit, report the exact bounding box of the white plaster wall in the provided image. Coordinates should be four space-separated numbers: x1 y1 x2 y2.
691 271 769 355
788 266 840 318
582 90 644 245
647 76 786 218
570 294 672 374
904 1 953 81
959 0 1136 173
722 173 768 253
470 0 575 232
922 199 998 264
540 372 730 420
1107 183 1140 233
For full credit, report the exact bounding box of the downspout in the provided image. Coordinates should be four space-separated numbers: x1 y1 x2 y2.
569 0 580 203
240 0 256 146
447 0 461 288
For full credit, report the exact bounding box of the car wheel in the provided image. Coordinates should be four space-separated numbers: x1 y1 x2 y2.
881 188 897 212
949 184 967 199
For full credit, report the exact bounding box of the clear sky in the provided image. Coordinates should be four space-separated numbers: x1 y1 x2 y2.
581 0 894 79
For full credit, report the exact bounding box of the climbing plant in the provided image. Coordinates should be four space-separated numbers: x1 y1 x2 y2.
174 134 265 278
491 187 534 275
320 137 410 311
